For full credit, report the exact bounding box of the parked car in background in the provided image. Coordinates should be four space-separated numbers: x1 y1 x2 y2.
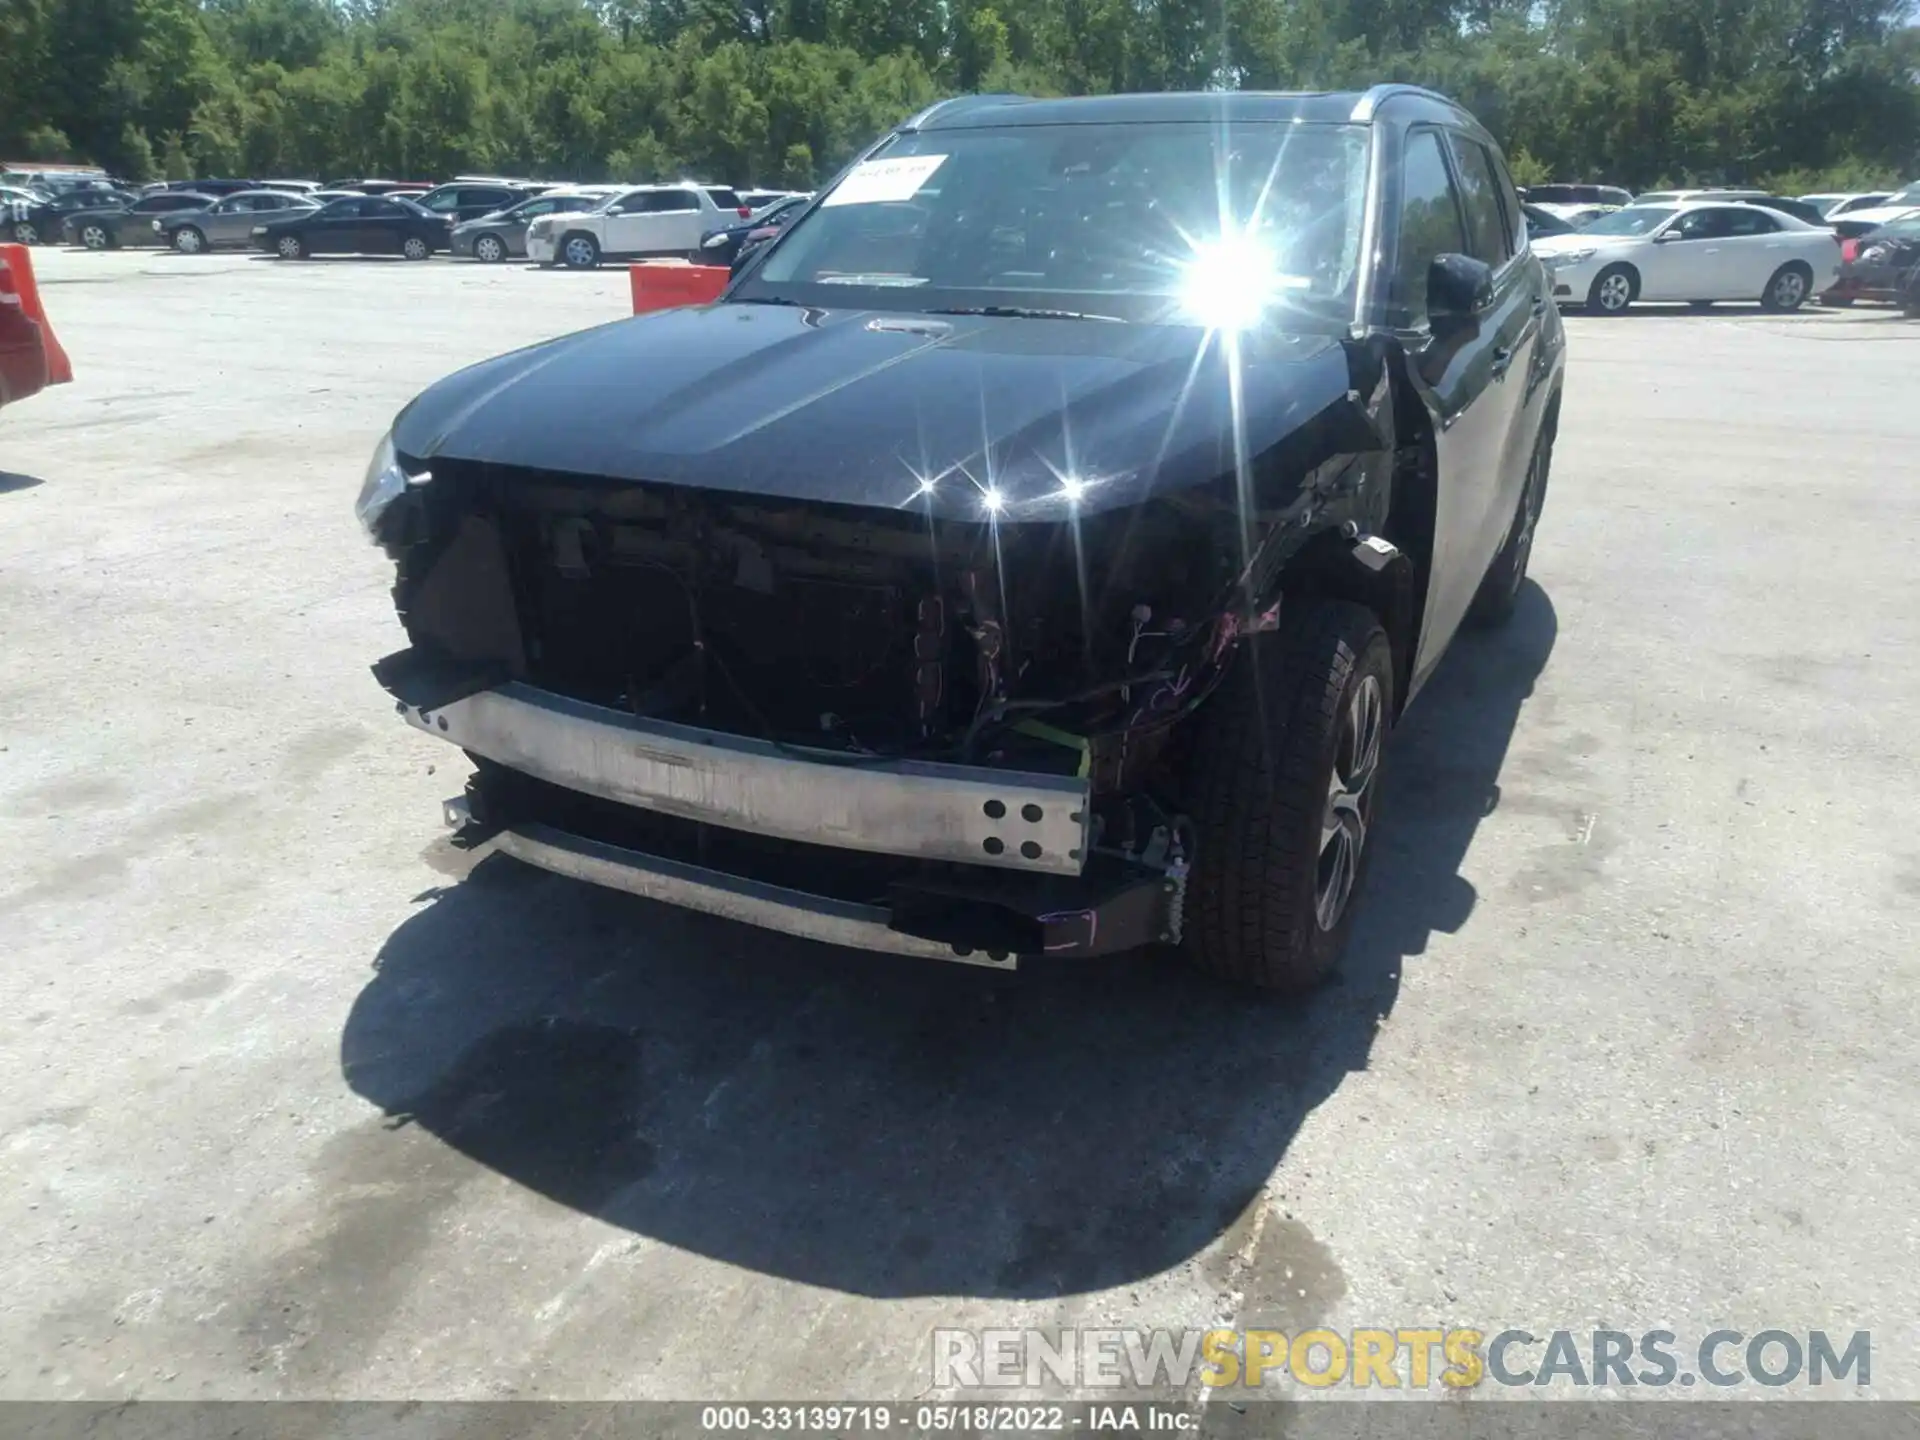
1738 195 1830 227
253 194 451 259
1821 182 1920 234
1823 213 1920 310
527 184 753 268
1535 200 1839 313
1522 202 1578 239
6 187 135 245
257 179 321 196
451 189 614 262
362 86 1566 993
66 191 215 248
1529 200 1617 229
142 178 259 199
1799 192 1893 219
156 189 318 252
1 166 110 194
738 188 802 212
1 185 47 209
412 182 533 224
1523 182 1634 207
1630 187 1767 205
698 192 811 267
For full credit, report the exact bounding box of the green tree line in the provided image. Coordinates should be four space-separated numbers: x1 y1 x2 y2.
2 0 1915 191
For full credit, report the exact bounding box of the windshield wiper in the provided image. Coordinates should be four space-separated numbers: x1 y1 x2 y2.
925 304 1125 322
728 295 802 306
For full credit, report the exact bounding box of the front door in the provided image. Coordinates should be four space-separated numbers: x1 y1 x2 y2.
1388 127 1532 685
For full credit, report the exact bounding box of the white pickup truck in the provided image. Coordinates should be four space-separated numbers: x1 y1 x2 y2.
526 183 751 269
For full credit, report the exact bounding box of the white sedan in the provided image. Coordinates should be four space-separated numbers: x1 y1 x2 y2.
1532 201 1841 314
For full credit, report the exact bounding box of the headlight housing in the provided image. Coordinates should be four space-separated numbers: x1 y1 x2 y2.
701 231 731 249
1543 247 1597 269
355 432 429 541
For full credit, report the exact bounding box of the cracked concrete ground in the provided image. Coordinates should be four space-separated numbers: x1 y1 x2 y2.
2 247 1917 1402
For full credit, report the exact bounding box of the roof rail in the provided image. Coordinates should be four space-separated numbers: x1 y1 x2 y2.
1348 84 1454 122
899 93 1031 131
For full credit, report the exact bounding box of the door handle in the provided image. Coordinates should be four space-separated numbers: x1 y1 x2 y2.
1491 345 1514 380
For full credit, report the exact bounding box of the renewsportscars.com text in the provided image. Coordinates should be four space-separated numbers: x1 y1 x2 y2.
933 1327 1871 1391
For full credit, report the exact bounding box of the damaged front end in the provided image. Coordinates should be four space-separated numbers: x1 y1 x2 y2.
366 337 1393 968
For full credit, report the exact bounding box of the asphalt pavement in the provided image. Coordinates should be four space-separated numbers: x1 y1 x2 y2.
2 248 1917 1403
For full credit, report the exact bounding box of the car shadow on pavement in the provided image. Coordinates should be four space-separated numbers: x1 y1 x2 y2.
340 583 1556 1299
0 472 47 493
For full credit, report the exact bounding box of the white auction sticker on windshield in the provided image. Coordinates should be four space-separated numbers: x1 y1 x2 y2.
822 154 947 207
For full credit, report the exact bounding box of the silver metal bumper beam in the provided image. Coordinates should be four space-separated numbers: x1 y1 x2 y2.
494 823 1016 969
405 682 1090 875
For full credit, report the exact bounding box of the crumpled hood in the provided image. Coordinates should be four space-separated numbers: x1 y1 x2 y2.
391 302 1363 520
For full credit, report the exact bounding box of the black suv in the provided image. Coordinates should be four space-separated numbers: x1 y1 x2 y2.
410 183 530 223
6 187 136 246
363 86 1566 991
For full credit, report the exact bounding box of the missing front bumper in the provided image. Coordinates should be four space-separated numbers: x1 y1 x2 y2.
384 661 1091 876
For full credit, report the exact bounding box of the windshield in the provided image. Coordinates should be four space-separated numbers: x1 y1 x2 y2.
1581 206 1676 236
737 121 1371 328
1885 184 1920 207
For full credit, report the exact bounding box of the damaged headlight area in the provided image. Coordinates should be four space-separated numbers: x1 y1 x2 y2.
355 431 431 543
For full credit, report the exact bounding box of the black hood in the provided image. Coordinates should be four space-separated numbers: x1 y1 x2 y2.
392 302 1367 521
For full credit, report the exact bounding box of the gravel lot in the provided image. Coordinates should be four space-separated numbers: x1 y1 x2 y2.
3 248 1918 1403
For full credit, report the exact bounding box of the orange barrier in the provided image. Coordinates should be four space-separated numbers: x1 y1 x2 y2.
0 243 72 384
630 261 731 315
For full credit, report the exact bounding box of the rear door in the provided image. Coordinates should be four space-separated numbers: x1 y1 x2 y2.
1716 206 1789 297
642 188 705 252
360 198 409 253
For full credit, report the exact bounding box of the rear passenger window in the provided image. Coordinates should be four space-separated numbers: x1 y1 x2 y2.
1448 137 1512 266
1394 129 1467 326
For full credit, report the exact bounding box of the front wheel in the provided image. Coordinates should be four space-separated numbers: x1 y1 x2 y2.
276 234 306 260
402 236 431 261
560 232 601 269
79 222 111 250
1762 263 1811 312
11 221 39 246
473 233 506 263
1586 264 1635 315
173 226 206 255
1182 600 1395 993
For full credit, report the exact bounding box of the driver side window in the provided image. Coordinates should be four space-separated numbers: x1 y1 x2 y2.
1666 209 1727 241
1392 129 1468 327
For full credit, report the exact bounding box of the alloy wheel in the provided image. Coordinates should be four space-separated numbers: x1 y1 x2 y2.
403 237 429 260
475 235 504 262
81 224 108 249
1772 271 1807 308
1316 673 1384 931
277 236 302 259
176 228 203 254
1597 273 1631 311
564 237 596 268
13 222 37 245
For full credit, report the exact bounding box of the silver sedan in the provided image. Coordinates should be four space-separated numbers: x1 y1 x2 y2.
156 191 317 253
450 191 614 262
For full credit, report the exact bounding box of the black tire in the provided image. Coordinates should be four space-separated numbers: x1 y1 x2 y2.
79 222 112 251
1761 262 1811 312
1586 264 1635 315
559 232 601 269
172 225 206 255
473 233 506 263
1468 424 1551 627
276 234 306 260
1182 600 1394 993
402 235 431 261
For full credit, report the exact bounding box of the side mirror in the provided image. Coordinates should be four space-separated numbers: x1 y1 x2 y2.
1651 230 1676 243
1427 252 1494 333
